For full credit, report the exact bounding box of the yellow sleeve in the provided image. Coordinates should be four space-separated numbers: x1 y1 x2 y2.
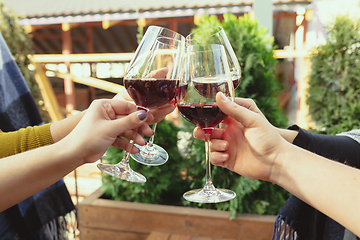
0 123 54 158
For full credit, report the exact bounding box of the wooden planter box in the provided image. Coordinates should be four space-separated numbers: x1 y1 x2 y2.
78 188 276 240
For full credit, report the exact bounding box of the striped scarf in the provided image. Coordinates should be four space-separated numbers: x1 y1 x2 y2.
0 32 75 240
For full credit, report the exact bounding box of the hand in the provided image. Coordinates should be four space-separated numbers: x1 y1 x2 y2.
60 99 154 164
113 67 176 125
194 93 287 182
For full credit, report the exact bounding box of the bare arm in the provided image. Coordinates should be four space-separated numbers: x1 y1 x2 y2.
49 86 175 152
272 143 360 236
203 93 360 237
275 127 298 143
0 99 153 212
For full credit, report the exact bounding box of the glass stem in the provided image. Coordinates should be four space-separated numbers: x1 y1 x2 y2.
147 123 158 148
119 127 139 165
204 131 215 191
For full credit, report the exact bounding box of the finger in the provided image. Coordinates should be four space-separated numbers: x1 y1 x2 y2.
113 87 133 102
148 104 176 124
146 67 168 78
138 123 154 137
210 152 229 167
115 111 154 122
110 110 149 137
234 98 265 118
155 103 176 111
210 139 228 152
103 99 137 116
112 137 142 154
102 101 116 120
120 129 147 144
216 92 260 129
193 127 224 141
233 98 256 110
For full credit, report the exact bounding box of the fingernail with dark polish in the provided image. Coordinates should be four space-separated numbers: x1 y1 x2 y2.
137 110 147 120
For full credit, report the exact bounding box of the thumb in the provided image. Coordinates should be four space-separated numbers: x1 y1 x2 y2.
111 110 148 136
216 92 259 129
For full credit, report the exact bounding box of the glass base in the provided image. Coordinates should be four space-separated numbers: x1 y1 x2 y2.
131 143 169 166
97 162 146 183
183 188 236 203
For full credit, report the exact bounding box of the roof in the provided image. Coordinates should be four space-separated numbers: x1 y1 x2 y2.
0 0 311 56
3 0 311 25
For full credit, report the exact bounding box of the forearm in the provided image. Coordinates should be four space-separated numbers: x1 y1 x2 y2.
0 140 82 212
272 143 360 236
275 127 298 143
50 111 85 143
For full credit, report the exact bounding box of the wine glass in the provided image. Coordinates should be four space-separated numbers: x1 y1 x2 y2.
98 26 185 182
177 43 236 203
131 122 168 166
186 26 241 90
130 26 184 166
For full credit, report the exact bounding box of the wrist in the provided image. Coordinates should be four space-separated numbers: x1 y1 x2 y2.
268 140 296 186
276 127 298 143
53 138 85 169
50 111 85 143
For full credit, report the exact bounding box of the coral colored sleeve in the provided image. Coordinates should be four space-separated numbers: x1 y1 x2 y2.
0 123 53 158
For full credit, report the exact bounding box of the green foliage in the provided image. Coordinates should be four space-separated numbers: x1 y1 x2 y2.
307 15 360 134
102 13 290 217
101 119 191 205
0 1 41 104
136 26 144 44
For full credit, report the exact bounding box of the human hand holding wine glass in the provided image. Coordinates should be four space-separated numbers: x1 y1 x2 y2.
130 68 171 166
177 44 236 203
97 28 185 182
187 26 241 130
127 26 185 166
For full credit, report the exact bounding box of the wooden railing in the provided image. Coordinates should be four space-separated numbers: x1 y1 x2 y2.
32 50 311 123
32 53 134 121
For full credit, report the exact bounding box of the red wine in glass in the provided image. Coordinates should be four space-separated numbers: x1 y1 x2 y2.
232 77 241 90
178 43 236 203
124 78 179 110
178 104 227 132
187 26 241 90
97 26 185 180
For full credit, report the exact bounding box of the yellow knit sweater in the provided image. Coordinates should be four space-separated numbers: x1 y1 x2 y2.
0 123 53 158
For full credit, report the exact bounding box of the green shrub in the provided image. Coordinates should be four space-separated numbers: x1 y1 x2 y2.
102 13 290 218
101 119 191 205
307 15 360 134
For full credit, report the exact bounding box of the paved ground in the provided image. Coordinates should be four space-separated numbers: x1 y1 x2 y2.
64 160 102 205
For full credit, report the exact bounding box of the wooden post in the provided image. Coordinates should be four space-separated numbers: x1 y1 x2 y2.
34 63 64 122
168 19 178 33
166 19 179 125
62 23 76 116
87 26 96 101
